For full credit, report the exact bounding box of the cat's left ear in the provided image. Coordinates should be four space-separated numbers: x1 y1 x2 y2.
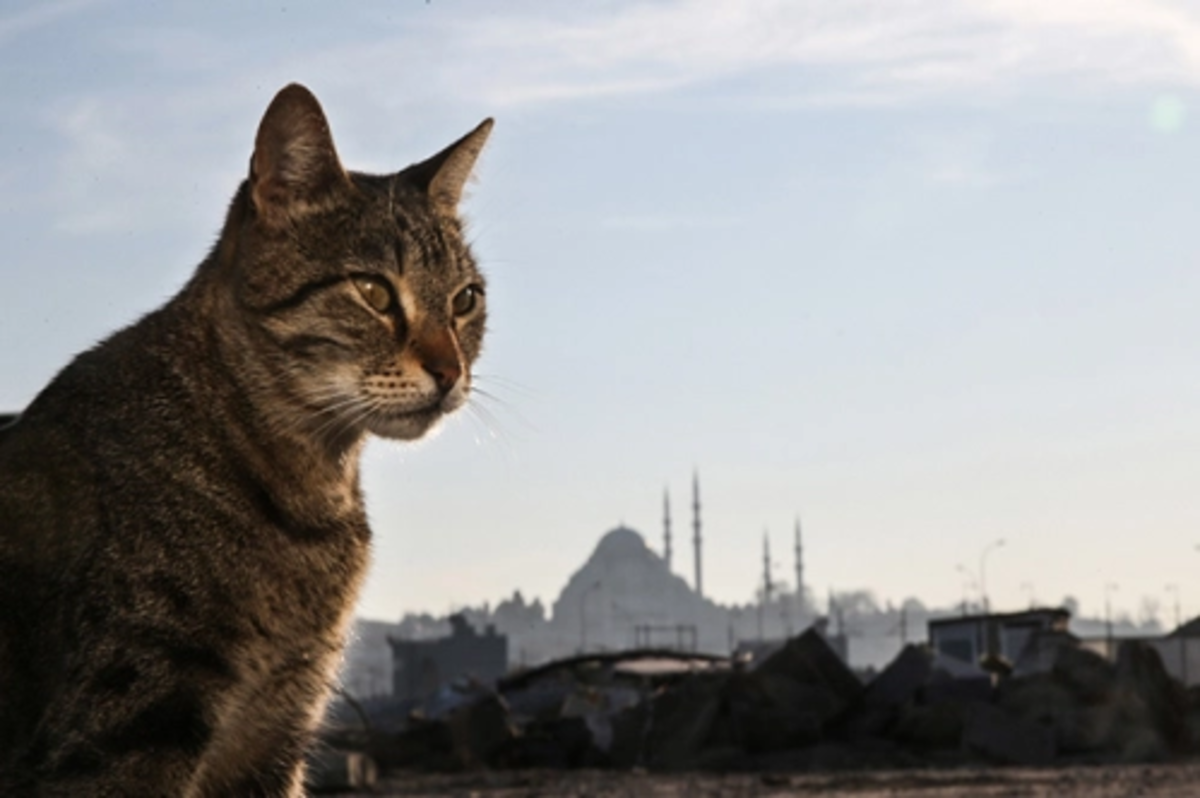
405 118 494 216
250 83 352 227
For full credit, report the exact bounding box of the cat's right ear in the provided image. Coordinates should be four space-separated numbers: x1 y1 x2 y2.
250 84 351 228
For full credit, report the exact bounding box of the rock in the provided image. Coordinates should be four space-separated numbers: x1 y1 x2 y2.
643 677 725 769
1115 640 1191 753
863 645 933 709
369 691 517 772
445 692 518 769
962 702 1056 765
1053 645 1116 703
721 670 825 753
507 715 596 769
559 684 643 754
891 701 968 751
754 628 863 716
370 717 457 771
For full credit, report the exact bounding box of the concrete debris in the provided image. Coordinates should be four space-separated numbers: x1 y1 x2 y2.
322 628 1200 777
1115 641 1191 754
307 748 378 793
962 703 1055 765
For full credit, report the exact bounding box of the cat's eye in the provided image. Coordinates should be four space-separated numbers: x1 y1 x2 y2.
354 277 393 313
452 285 482 317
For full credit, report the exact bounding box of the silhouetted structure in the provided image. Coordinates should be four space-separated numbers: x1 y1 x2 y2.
633 623 698 651
388 613 507 701
929 607 1070 666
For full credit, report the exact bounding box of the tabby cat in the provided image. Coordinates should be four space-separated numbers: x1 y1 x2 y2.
0 84 492 796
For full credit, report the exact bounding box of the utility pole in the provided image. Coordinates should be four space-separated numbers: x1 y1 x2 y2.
692 470 703 598
1104 582 1119 660
762 530 773 606
662 487 672 571
979 538 1006 615
1167 583 1187 685
1166 583 1182 631
794 516 804 615
760 530 773 640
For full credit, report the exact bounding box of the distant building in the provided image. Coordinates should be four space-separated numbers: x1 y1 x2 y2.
928 607 1070 667
340 618 406 699
548 525 732 657
389 613 508 701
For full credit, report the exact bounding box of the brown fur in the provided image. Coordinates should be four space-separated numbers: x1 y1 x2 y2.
0 84 492 796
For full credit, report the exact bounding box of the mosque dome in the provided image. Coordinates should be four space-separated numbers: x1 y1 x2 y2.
592 525 651 561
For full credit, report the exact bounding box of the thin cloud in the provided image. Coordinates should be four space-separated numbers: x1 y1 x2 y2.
0 0 104 47
445 0 1200 107
600 213 742 232
30 0 1200 232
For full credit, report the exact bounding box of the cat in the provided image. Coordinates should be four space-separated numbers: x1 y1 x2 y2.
0 84 492 796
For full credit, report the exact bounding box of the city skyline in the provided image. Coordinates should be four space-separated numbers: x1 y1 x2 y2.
380 470 1186 635
1 1 1199 623
370 517 1174 678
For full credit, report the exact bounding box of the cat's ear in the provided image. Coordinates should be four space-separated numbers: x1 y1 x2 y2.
405 119 494 216
250 84 351 227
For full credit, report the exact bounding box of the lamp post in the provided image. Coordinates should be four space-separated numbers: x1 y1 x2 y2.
579 580 601 652
1166 583 1182 631
979 538 1006 615
956 563 978 616
1104 582 1119 660
1166 583 1188 685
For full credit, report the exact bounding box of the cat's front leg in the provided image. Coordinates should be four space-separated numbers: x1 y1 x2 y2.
19 684 214 797
186 659 337 798
186 723 311 798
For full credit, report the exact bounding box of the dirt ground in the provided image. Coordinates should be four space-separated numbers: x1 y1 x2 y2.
350 764 1200 797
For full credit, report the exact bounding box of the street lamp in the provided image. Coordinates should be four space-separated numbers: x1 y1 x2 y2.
979 538 1006 615
1166 583 1182 631
579 580 601 652
956 563 978 616
1104 582 1119 659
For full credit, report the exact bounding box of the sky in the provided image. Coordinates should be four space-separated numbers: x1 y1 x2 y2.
2 0 1199 626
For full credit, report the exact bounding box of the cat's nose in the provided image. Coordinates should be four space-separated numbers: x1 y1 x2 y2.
413 325 464 395
423 359 462 394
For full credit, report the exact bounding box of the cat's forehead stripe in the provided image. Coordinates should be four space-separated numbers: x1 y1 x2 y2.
395 281 418 326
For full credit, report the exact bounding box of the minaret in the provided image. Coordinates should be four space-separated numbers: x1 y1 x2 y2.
794 516 804 613
692 470 703 598
662 487 673 571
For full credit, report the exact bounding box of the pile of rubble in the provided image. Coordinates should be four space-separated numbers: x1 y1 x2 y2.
314 629 1200 790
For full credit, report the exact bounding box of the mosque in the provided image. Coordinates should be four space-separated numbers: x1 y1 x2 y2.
506 472 814 663
341 472 817 695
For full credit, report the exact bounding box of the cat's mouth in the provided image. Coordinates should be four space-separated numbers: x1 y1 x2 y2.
367 393 463 441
